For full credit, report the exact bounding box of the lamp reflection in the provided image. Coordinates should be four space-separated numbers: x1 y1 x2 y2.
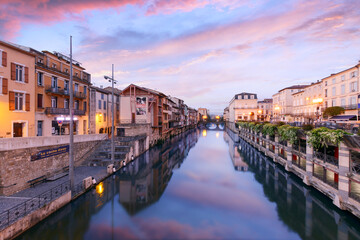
216 132 220 138
96 182 104 196
202 130 207 137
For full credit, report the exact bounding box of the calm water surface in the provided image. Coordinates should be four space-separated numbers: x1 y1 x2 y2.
18 129 360 239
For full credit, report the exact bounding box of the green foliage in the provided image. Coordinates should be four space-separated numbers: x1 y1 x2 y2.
277 125 300 144
276 122 286 126
253 123 264 133
302 124 314 131
262 123 277 137
323 106 345 118
307 127 349 149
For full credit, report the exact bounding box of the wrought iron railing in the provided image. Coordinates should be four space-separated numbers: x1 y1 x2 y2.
119 119 148 124
313 151 338 166
45 107 85 116
0 181 70 231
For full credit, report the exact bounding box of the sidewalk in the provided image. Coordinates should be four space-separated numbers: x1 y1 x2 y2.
0 166 107 213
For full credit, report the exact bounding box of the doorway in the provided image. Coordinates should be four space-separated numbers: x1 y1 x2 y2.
13 122 23 137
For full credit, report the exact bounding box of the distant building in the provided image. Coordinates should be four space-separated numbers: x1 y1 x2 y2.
223 107 229 121
292 81 323 123
257 98 273 122
228 92 258 122
272 85 307 122
322 63 360 118
198 108 209 121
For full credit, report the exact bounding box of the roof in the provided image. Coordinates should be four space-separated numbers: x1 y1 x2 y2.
121 84 167 97
321 63 360 81
278 85 308 92
258 99 273 103
103 87 122 95
90 86 111 94
0 40 36 57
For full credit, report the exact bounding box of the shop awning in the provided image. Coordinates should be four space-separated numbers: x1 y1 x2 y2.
329 115 357 121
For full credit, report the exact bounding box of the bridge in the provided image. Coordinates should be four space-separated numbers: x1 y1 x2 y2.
199 121 225 130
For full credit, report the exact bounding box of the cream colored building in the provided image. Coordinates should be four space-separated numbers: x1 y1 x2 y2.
272 85 307 122
292 81 323 123
223 107 229 121
323 63 360 118
228 92 258 122
0 41 36 138
257 99 273 121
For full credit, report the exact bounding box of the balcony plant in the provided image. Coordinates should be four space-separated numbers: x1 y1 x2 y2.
262 123 277 137
253 123 264 133
307 127 349 149
278 125 300 145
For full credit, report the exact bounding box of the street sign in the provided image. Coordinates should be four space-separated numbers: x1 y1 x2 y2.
57 120 63 125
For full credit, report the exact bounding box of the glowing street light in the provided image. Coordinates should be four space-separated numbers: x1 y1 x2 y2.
258 110 262 114
312 98 324 104
274 106 280 110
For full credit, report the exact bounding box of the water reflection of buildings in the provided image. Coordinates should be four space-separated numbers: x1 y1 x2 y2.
224 129 248 172
118 129 199 215
236 134 360 240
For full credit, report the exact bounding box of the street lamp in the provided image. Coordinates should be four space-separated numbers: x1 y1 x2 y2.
104 64 117 166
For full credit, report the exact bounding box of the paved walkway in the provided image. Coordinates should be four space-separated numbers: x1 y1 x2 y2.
0 166 108 213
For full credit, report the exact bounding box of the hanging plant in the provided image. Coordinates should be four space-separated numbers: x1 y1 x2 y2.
307 127 349 149
253 123 264 133
249 122 257 131
277 125 300 144
262 123 277 137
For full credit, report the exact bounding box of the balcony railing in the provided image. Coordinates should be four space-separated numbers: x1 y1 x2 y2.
313 151 338 166
45 108 85 116
119 119 147 124
45 86 86 99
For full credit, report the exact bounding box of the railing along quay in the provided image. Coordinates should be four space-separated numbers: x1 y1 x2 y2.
0 181 70 231
236 126 360 219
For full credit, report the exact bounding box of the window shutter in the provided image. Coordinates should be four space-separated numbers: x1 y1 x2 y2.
2 78 8 94
25 67 29 83
9 91 15 110
25 93 30 111
11 63 16 80
2 52 7 67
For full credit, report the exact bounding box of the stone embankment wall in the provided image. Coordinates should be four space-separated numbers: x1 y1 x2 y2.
237 127 360 219
0 134 107 196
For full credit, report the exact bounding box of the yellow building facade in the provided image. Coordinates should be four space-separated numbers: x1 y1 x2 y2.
0 41 36 138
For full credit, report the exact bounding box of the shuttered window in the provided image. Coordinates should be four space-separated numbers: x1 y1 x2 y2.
37 94 43 108
1 51 6 67
9 91 15 110
1 78 8 94
25 93 30 111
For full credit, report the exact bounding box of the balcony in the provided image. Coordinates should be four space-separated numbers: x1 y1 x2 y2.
45 85 86 99
45 107 85 116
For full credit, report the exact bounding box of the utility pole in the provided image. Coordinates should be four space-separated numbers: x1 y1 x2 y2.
104 67 117 166
69 36 75 194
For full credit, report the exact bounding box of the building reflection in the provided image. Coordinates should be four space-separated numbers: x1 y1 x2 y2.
234 132 360 240
118 129 199 215
224 130 248 172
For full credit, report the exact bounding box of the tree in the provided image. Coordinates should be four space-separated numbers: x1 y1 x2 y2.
323 106 345 118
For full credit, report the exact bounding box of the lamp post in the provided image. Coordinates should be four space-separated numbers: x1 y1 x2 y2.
69 36 75 194
104 65 117 166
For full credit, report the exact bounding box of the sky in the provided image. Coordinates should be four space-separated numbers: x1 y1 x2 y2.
1 0 360 114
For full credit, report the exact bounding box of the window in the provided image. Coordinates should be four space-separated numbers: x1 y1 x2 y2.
16 65 24 82
104 113 107 122
37 72 43 86
351 71 358 78
51 96 57 108
64 68 68 74
101 93 104 100
98 100 101 109
64 80 69 93
350 96 356 106
83 101 87 111
37 121 43 136
51 76 57 88
37 94 43 108
332 78 336 84
341 84 345 95
84 86 87 96
64 99 69 109
250 95 254 99
325 89 328 97
325 101 328 108
37 58 43 64
103 101 106 109
75 100 79 110
52 63 56 69
332 99 336 107
325 81 328 86
74 83 79 93
244 95 248 99
350 82 358 92
341 75 345 81
332 87 336 96
341 98 346 107
15 92 24 110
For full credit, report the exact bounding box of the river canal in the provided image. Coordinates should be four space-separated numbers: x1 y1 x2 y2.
18 129 360 239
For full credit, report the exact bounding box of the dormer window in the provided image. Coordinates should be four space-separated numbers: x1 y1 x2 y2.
52 63 57 69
